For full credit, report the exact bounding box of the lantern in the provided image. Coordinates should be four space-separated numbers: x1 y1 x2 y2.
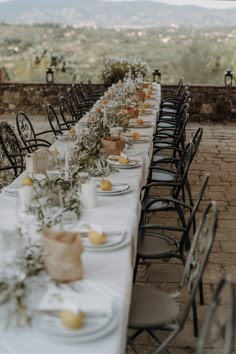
46 67 54 83
152 69 161 83
224 69 233 86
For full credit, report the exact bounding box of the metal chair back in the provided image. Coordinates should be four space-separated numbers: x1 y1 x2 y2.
59 96 78 128
179 200 218 328
195 275 235 354
46 104 63 137
16 111 36 150
0 121 25 176
16 112 51 153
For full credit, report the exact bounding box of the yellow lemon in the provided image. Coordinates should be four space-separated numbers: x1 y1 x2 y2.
68 128 76 135
60 310 85 330
21 177 33 186
88 230 107 245
51 148 60 156
131 132 141 140
118 156 129 165
95 107 102 113
139 108 146 114
100 179 112 191
137 119 144 126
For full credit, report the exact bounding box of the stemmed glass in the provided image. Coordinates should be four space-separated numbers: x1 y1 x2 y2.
40 188 63 229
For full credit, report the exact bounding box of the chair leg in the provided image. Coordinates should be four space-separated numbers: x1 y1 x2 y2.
127 337 140 354
147 330 173 354
199 278 204 305
192 297 199 337
133 255 140 283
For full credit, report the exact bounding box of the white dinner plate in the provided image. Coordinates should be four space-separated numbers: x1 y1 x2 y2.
83 233 130 252
129 121 153 128
97 183 129 195
126 136 152 144
107 159 141 169
34 308 118 344
97 186 132 196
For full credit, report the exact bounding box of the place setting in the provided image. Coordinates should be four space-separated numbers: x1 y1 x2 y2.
76 224 130 252
128 118 154 129
106 153 142 169
32 284 118 344
122 131 153 144
96 178 131 196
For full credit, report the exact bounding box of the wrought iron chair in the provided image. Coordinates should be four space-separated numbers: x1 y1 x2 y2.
128 201 218 353
72 83 94 110
160 84 190 114
0 122 31 177
80 81 100 103
46 104 69 137
16 112 52 153
147 127 203 210
67 87 90 116
59 96 80 128
195 275 235 354
88 78 106 96
0 142 20 187
135 173 209 278
160 78 185 107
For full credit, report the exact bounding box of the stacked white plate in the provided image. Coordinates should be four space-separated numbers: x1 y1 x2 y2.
124 134 152 144
129 120 153 128
107 158 141 169
82 230 129 252
97 183 130 196
34 291 118 343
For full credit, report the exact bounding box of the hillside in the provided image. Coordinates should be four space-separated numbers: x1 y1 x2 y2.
1 23 236 85
1 0 236 27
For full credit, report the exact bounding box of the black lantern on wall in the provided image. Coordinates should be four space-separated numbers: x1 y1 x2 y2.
224 69 233 86
46 67 54 83
152 68 161 83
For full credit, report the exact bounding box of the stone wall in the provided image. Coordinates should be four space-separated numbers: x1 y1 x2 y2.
0 82 236 121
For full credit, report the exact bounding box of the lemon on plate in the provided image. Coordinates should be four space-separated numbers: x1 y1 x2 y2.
88 230 107 245
100 179 112 191
60 309 85 330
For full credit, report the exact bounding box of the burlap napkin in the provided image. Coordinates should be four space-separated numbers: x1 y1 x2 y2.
101 136 125 156
42 229 84 283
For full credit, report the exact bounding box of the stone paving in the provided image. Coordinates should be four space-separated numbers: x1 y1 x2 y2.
127 121 236 354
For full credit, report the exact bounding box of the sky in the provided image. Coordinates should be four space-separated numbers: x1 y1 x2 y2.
0 0 236 9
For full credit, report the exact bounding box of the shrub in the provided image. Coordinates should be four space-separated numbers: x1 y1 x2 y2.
101 57 149 85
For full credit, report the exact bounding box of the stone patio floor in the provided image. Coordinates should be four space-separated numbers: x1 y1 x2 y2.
127 121 236 354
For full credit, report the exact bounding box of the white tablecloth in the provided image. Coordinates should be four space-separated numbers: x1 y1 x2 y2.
0 84 161 354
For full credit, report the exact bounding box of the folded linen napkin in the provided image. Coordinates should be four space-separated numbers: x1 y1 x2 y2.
37 285 113 317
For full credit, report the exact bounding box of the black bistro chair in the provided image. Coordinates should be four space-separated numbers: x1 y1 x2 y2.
46 104 69 137
0 122 29 177
128 201 218 354
16 111 51 153
59 96 81 128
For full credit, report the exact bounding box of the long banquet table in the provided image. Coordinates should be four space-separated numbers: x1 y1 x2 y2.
0 83 161 354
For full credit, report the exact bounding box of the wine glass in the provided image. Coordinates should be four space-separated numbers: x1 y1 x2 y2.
40 188 63 229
